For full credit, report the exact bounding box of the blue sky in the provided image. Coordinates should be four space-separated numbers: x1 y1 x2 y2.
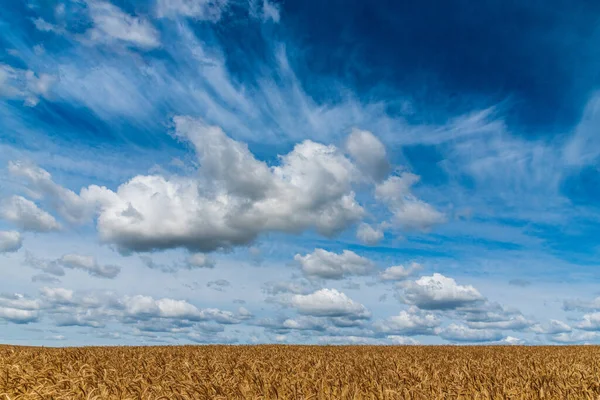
1 0 600 346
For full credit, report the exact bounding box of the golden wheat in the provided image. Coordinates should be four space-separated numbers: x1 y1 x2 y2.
1 345 600 399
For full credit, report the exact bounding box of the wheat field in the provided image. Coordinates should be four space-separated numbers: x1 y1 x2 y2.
2 344 600 399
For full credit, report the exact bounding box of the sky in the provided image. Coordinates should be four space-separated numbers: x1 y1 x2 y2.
1 0 600 346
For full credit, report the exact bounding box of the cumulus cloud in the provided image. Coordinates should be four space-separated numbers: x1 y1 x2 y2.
437 324 503 343
375 173 446 231
398 273 484 310
0 196 60 232
40 287 75 304
356 223 384 245
7 117 376 254
58 254 121 279
294 249 374 280
345 128 390 182
155 0 228 22
42 117 363 253
0 307 39 324
84 0 160 49
380 262 423 281
373 309 440 335
290 288 370 319
0 231 22 253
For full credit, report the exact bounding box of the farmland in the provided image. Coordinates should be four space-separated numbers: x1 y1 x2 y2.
2 345 600 399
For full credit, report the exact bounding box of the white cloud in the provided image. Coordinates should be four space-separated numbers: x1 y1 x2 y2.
499 336 524 345
0 307 39 324
8 161 95 225
80 117 364 253
0 64 55 106
576 312 600 331
373 309 439 335
294 249 374 280
465 314 533 331
155 0 228 22
387 335 420 345
9 116 367 253
399 273 484 310
548 331 599 344
317 336 386 345
437 323 502 342
375 173 446 231
532 319 571 334
0 231 22 253
186 253 215 269
281 316 326 331
290 288 370 319
0 294 41 311
345 128 390 181
380 262 422 281
356 223 384 245
123 296 200 320
121 295 239 325
261 0 280 23
85 0 160 49
0 196 61 232
39 287 74 304
58 254 121 279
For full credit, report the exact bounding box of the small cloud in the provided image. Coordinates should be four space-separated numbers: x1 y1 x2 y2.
290 288 370 319
356 223 384 245
0 231 23 253
380 262 422 281
398 273 484 310
186 253 215 269
295 249 374 280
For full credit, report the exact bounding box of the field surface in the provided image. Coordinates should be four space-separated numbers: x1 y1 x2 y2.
2 345 600 399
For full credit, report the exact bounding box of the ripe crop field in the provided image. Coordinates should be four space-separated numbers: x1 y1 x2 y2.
2 345 600 399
